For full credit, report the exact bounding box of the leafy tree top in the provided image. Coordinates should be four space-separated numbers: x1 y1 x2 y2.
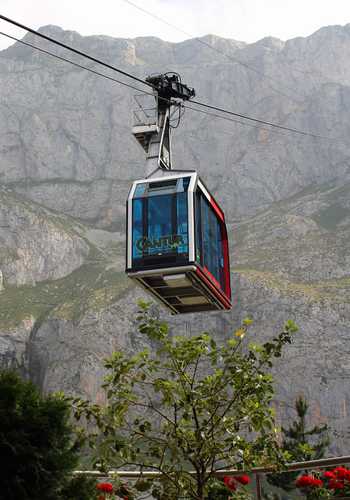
76 302 298 500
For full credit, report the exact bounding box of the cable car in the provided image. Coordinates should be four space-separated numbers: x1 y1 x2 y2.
126 171 231 314
126 73 232 314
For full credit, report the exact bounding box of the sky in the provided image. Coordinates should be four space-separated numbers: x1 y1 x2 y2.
1 0 350 51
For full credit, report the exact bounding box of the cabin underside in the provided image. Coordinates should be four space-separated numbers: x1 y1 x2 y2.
128 265 231 314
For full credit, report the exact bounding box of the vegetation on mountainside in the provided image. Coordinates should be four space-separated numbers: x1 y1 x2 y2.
0 261 132 329
2 179 350 332
236 270 350 304
0 197 131 330
233 182 350 276
231 181 350 308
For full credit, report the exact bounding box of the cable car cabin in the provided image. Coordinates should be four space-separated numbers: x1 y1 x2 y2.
126 172 231 314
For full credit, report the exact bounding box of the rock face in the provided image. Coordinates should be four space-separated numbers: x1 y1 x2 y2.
1 25 350 455
2 25 350 225
0 188 89 285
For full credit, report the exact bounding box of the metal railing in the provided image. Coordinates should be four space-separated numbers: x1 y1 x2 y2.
133 94 158 127
75 455 350 499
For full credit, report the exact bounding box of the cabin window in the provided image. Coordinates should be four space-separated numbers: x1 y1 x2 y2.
132 177 190 267
147 195 173 255
195 191 225 291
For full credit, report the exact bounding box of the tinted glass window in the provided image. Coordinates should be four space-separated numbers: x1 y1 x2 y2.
132 177 190 265
196 193 225 290
176 192 188 255
147 195 173 255
134 183 147 197
132 198 143 260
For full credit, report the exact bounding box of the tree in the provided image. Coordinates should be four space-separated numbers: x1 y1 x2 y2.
0 370 94 500
266 396 329 494
76 302 298 500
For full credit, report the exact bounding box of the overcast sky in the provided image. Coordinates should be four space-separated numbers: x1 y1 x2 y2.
1 0 350 51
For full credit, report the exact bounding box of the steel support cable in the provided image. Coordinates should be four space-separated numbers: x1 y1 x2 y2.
0 30 290 139
187 100 336 141
0 29 182 110
184 105 350 177
0 31 155 96
0 31 182 112
1 29 312 165
120 0 303 102
0 13 154 89
183 103 292 138
0 21 342 144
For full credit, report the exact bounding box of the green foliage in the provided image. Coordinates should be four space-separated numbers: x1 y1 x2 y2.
77 303 298 500
0 370 88 500
207 477 250 500
207 478 232 500
0 263 131 329
60 475 97 499
266 396 330 493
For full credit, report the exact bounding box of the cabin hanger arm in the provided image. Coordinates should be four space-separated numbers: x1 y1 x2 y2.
132 73 195 175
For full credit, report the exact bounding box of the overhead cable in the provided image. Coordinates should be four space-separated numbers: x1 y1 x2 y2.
120 0 302 101
183 103 297 139
0 22 341 144
0 31 154 95
0 13 153 89
188 100 329 140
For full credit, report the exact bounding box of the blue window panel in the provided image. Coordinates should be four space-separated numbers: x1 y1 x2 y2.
195 192 202 264
132 198 143 259
177 176 191 193
134 183 147 197
132 185 189 265
147 195 173 255
176 192 189 255
200 194 225 289
201 196 210 270
209 207 220 281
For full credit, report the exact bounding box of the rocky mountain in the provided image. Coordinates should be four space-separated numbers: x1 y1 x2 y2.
1 24 350 455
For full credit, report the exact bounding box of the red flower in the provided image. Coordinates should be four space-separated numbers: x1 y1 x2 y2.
223 476 237 491
296 475 315 488
235 475 250 485
329 479 345 490
96 482 114 493
334 467 349 479
323 471 336 480
310 478 323 488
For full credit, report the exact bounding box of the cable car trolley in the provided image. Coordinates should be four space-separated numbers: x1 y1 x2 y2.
126 73 232 314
